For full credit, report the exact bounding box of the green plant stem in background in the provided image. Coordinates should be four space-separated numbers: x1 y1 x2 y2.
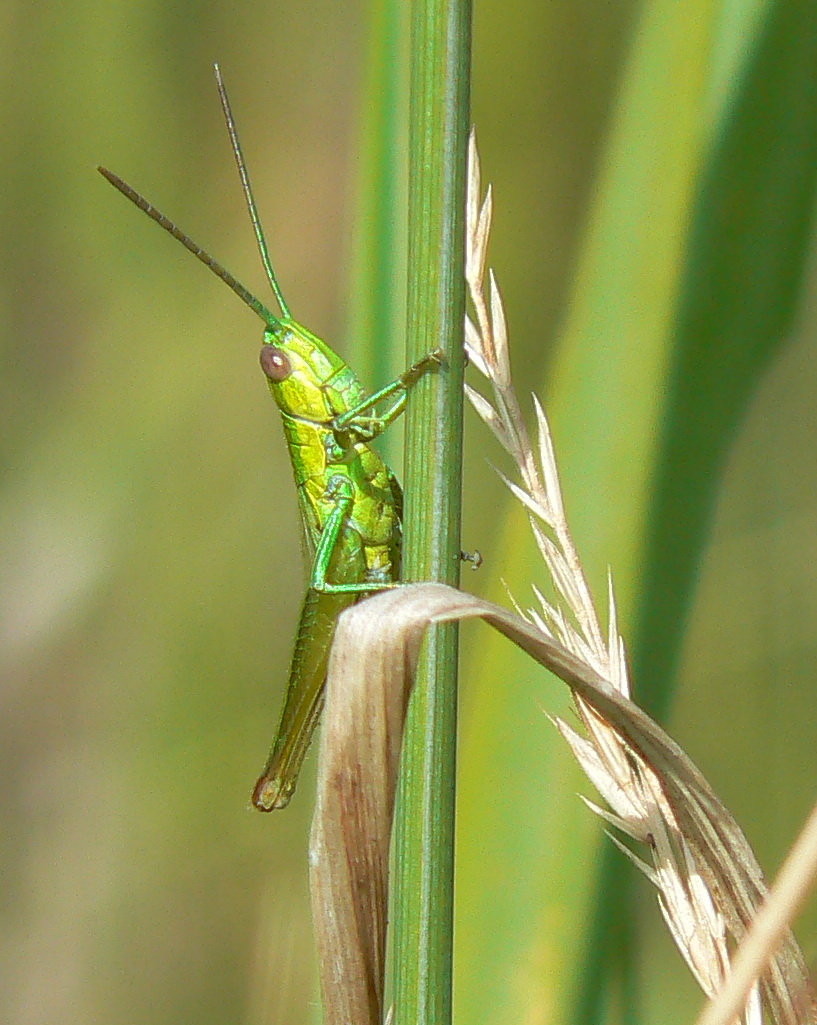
347 0 410 402
391 0 471 1022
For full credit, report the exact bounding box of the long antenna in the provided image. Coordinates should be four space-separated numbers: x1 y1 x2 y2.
214 63 291 320
97 166 280 329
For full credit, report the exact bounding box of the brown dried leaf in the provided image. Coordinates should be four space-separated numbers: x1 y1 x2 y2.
309 583 815 1025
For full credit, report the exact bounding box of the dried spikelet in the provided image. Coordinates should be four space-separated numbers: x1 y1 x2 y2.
461 128 815 1025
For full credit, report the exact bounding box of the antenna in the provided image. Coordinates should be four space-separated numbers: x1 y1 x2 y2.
214 63 291 320
97 166 280 330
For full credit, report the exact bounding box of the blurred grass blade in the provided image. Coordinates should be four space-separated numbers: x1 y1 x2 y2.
585 4 817 1022
458 3 817 1024
345 0 410 408
633 0 817 718
458 5 718 1023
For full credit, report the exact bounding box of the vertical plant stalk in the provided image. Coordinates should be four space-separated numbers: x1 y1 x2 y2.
392 0 471 1023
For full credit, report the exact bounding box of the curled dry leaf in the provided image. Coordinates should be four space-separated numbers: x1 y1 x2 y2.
307 584 423 1025
309 584 814 1025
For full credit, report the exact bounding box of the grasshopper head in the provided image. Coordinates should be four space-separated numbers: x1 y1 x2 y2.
259 319 348 421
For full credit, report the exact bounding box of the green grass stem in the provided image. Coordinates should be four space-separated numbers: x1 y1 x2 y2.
391 1 472 1023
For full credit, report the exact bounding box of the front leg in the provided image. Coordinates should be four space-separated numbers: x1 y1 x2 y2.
332 348 444 438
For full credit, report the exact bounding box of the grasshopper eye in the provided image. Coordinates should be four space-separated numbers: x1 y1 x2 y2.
260 344 292 381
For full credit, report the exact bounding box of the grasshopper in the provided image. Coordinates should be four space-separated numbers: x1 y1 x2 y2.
99 65 442 810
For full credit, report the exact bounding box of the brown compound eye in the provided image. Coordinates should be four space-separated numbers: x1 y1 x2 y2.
260 344 291 382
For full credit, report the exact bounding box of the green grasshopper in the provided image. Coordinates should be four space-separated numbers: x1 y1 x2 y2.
99 65 442 810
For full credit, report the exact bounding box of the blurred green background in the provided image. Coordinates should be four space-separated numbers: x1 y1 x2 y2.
3 2 817 1024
